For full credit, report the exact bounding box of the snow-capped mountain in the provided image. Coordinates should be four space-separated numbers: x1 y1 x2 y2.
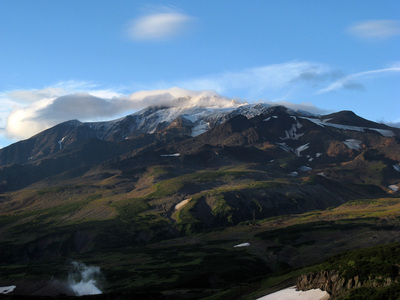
0 97 399 193
0 97 320 165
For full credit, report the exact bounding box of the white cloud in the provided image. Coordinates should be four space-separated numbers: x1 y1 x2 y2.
348 20 400 40
127 9 193 41
318 64 400 93
3 87 238 140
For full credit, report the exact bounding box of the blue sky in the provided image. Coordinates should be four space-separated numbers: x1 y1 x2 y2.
0 0 399 148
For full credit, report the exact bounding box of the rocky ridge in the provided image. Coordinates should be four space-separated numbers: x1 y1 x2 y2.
297 270 398 298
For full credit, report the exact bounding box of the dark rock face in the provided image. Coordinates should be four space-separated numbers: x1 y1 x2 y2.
297 270 348 296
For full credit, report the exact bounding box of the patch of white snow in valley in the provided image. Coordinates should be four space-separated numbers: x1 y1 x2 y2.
389 185 399 192
175 199 190 210
289 171 299 176
316 153 322 158
272 116 278 118
393 165 400 172
257 286 330 300
263 117 271 122
0 285 16 294
299 166 312 172
234 242 250 248
343 139 362 150
295 143 310 157
160 153 180 157
369 128 395 137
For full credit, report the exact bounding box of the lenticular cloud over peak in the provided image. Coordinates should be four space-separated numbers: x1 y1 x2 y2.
4 87 241 140
128 88 242 109
127 10 194 41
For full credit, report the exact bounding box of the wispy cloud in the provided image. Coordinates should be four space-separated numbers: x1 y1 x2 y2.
318 64 400 93
348 20 400 40
387 121 400 128
126 7 194 41
178 61 334 99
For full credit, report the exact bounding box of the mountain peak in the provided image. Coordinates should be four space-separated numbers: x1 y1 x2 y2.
322 110 388 129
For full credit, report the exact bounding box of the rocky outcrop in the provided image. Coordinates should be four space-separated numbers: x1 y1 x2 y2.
296 270 398 298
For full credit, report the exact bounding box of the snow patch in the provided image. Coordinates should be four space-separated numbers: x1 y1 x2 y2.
0 285 16 294
257 286 330 300
389 185 399 192
289 171 299 176
160 153 180 157
58 136 66 150
295 143 310 157
316 153 322 158
393 165 400 172
280 121 304 140
299 166 312 172
181 114 198 123
263 117 271 122
276 142 292 153
191 121 210 137
234 242 250 248
343 139 362 150
175 199 190 210
369 128 395 137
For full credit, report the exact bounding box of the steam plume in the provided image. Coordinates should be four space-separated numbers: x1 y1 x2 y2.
68 261 102 296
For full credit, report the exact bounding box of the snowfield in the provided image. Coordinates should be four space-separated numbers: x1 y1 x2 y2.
175 199 190 210
299 166 312 172
295 143 310 157
343 139 362 150
233 242 250 248
257 286 330 300
0 285 16 294
389 185 399 192
160 153 180 157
